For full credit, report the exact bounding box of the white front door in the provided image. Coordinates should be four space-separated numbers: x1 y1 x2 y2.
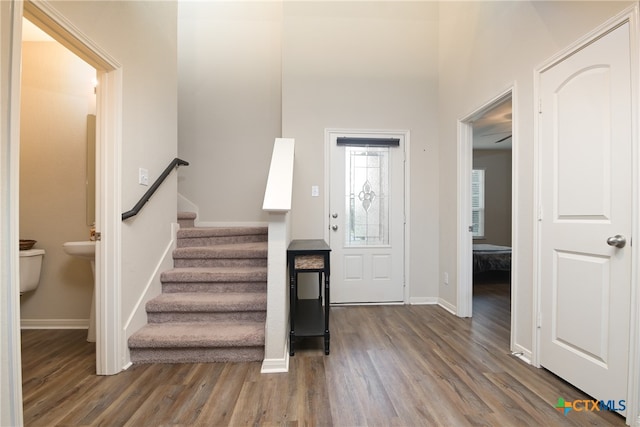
538 22 632 411
327 130 405 303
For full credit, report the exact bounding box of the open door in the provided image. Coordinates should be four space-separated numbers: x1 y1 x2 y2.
538 21 632 412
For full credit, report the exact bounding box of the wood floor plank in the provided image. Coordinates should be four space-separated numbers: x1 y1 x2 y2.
164 363 227 425
62 363 181 426
292 356 333 426
194 362 252 426
21 275 626 426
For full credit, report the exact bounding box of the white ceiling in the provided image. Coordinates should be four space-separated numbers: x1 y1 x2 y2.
472 97 512 150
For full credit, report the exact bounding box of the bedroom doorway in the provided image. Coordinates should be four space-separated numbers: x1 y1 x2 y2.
456 90 514 341
471 97 513 338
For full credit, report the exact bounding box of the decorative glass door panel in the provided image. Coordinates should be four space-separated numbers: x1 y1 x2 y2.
345 146 389 247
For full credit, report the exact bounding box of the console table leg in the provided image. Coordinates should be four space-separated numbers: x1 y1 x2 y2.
324 331 330 355
289 332 295 356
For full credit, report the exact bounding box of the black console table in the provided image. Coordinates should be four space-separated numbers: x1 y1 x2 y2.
287 239 331 355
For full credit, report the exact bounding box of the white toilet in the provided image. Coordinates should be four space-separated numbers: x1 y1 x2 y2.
19 249 45 295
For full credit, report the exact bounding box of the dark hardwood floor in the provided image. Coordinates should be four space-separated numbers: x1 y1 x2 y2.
22 274 625 426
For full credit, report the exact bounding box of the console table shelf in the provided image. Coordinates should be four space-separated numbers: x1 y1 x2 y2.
287 239 331 356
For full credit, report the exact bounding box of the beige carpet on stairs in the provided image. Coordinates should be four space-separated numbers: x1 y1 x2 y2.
128 212 267 363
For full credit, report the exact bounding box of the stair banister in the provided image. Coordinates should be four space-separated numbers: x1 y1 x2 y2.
261 138 295 373
122 158 189 220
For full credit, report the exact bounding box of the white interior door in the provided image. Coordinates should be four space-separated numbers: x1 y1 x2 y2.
328 130 405 303
538 22 632 410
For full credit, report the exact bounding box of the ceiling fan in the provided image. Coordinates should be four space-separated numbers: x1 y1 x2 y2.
494 134 512 144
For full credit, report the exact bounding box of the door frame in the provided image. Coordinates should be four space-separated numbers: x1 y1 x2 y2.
456 88 520 355
324 128 410 303
533 6 640 424
10 1 124 375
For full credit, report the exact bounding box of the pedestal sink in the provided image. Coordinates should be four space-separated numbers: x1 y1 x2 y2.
62 241 96 342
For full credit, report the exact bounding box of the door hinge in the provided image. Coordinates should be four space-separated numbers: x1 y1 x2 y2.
94 232 102 241
537 312 542 329
538 98 543 114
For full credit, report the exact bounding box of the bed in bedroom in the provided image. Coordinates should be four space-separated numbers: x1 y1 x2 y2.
473 244 511 274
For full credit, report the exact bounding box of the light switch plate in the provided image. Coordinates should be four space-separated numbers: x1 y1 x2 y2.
139 168 149 186
311 185 320 197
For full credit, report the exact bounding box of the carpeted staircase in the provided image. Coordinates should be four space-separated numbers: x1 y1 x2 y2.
128 212 267 363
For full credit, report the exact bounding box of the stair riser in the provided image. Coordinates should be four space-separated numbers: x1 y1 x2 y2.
177 212 197 229
177 235 267 248
162 282 266 294
147 311 266 323
173 258 267 268
130 347 264 364
178 219 195 228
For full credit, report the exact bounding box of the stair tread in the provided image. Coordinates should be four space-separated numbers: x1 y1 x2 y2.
177 211 197 219
173 242 267 258
177 227 267 238
129 321 265 348
147 292 266 312
161 266 267 282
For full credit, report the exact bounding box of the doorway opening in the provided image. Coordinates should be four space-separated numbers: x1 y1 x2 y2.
470 97 513 338
19 17 98 341
18 2 123 375
457 90 515 352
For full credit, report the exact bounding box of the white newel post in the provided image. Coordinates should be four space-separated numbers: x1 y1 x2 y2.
261 138 294 373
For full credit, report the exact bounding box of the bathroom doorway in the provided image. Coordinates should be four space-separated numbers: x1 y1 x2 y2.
19 18 98 340
16 2 124 377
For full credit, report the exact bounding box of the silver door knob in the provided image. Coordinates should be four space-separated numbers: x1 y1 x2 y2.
607 234 626 248
331 225 338 231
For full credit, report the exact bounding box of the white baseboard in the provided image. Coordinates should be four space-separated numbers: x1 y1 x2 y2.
511 344 532 364
21 318 88 329
260 356 289 373
261 340 290 374
409 297 438 305
437 298 457 314
122 223 178 364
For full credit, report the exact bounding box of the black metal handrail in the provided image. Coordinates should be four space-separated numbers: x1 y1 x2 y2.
122 158 189 220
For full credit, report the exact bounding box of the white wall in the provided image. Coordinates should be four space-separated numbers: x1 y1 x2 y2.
19 40 95 325
177 3 441 304
178 1 282 224
437 1 634 354
473 149 512 246
282 1 440 301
